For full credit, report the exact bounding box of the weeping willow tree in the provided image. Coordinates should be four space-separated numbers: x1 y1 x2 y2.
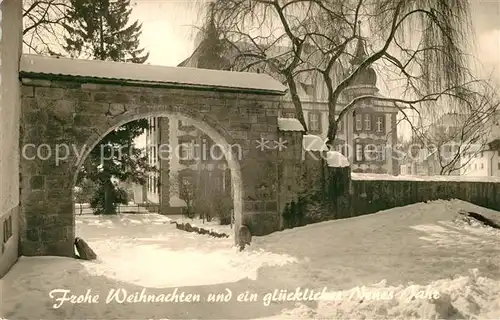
196 0 491 147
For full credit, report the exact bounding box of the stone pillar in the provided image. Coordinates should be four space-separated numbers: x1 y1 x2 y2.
20 87 76 257
158 117 171 214
0 0 23 275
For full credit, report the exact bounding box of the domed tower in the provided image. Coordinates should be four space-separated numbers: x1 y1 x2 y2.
343 22 379 98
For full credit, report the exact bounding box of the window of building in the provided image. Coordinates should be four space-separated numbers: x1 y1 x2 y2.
498 162 500 170
308 112 321 132
364 114 372 131
376 116 384 133
474 163 477 170
180 143 195 160
480 163 484 170
355 144 363 161
364 144 379 161
355 114 362 131
376 144 386 161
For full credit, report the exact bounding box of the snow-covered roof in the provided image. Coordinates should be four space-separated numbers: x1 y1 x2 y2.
325 151 350 168
303 134 328 151
277 118 305 131
19 54 288 95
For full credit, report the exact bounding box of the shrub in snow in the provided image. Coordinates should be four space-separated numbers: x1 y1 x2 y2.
90 181 128 215
282 198 308 229
173 221 230 238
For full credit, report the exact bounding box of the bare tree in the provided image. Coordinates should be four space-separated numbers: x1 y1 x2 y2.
169 169 233 224
410 82 500 175
169 172 200 219
23 0 71 54
199 0 489 148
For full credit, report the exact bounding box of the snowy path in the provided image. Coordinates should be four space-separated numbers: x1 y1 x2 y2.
1 214 302 319
1 199 500 319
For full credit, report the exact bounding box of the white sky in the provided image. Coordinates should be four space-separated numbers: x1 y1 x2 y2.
130 0 500 74
129 0 204 67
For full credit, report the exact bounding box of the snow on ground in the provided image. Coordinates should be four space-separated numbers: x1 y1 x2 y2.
1 199 500 319
249 199 500 319
354 172 500 183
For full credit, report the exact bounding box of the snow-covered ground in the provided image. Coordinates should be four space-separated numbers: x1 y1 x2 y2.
354 172 500 183
1 199 500 319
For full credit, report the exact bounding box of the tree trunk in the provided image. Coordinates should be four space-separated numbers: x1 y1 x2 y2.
326 120 338 148
103 179 116 215
285 74 308 131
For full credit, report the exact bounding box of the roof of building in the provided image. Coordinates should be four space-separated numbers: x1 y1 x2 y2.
19 54 287 95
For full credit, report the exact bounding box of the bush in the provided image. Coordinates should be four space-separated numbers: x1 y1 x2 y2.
213 196 233 225
90 181 128 215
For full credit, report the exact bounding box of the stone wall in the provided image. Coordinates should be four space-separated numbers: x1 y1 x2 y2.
19 76 283 256
277 130 500 229
0 0 22 277
349 179 500 218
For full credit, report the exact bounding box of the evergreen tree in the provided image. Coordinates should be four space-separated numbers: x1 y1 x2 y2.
64 0 153 215
63 0 149 62
195 3 230 70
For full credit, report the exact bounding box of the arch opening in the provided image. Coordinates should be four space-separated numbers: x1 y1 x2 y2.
72 110 243 245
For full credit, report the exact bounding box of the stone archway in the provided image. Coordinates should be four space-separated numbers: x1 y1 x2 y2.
72 109 244 239
19 54 286 257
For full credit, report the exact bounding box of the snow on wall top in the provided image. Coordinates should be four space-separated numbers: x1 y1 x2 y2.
326 151 350 168
19 54 288 95
303 134 328 151
277 118 305 131
353 173 500 183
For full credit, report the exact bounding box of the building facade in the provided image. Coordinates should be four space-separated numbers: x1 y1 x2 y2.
276 38 400 174
460 114 500 177
145 116 230 214
460 147 500 177
401 112 500 177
